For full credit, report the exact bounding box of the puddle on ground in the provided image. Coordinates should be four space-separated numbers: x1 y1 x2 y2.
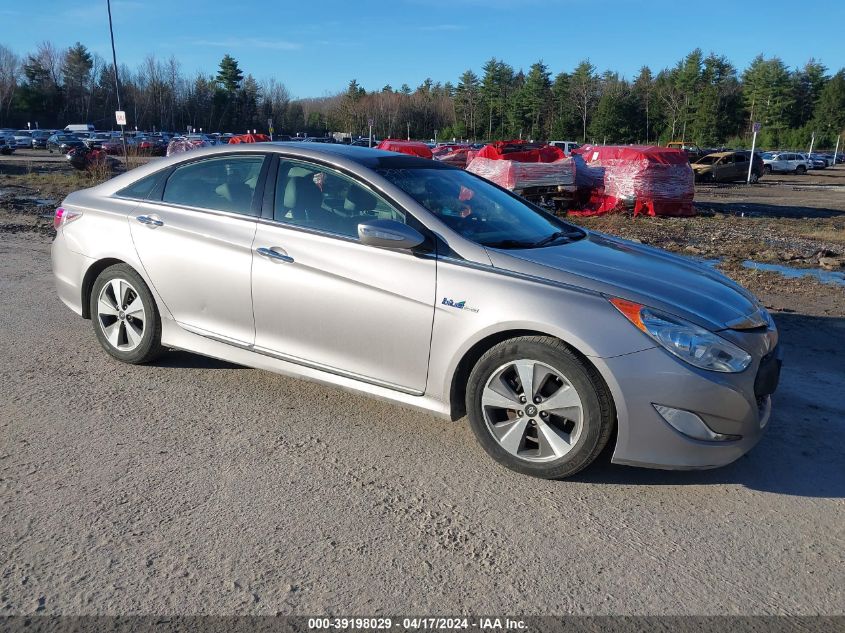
699 257 845 287
741 260 845 287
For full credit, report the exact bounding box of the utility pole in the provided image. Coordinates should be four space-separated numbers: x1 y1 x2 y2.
807 131 815 160
107 0 128 165
834 134 841 166
407 122 410 141
747 122 761 184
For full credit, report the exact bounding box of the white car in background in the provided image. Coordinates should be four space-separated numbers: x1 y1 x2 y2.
548 140 581 156
761 151 808 175
13 130 34 148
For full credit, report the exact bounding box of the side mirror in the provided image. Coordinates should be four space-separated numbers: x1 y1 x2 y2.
358 219 425 250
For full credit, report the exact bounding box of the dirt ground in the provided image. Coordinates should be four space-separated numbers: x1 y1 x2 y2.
1 153 843 617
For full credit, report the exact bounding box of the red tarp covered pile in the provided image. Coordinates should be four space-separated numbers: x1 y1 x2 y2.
476 140 565 163
432 144 471 168
228 133 271 143
466 141 575 192
571 145 695 217
376 139 433 159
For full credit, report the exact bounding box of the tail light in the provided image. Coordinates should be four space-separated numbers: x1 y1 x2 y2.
54 207 82 231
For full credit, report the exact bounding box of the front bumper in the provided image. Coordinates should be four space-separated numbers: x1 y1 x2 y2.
594 344 780 470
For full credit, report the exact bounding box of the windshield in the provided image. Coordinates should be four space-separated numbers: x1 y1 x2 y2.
377 166 584 249
694 156 717 165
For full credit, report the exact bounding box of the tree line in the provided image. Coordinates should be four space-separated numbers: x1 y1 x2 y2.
1 41 843 149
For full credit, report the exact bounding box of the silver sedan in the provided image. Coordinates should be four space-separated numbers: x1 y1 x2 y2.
52 144 781 478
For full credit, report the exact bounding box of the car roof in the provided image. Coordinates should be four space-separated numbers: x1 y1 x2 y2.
704 150 744 158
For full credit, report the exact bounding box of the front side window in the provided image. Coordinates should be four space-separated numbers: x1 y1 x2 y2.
273 159 405 238
378 166 584 249
162 155 265 215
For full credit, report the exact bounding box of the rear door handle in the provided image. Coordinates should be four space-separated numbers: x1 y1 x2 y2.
256 246 294 263
136 215 164 227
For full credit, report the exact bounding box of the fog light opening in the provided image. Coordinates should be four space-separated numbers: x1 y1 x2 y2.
653 404 741 442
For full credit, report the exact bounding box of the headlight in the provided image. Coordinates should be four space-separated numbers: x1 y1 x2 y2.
610 297 752 373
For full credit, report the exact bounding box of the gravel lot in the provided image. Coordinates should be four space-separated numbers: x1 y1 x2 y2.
0 232 843 616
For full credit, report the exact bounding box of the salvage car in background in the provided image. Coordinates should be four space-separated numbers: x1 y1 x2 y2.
761 151 808 174
51 144 780 480
692 150 764 183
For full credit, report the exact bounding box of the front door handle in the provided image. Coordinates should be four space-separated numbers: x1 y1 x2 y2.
256 246 294 263
136 215 164 227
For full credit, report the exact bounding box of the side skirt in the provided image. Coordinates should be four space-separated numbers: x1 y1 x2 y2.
159 318 452 420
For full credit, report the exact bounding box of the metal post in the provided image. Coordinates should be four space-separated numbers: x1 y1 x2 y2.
834 134 841 167
107 0 128 166
746 129 758 185
368 122 372 148
807 131 815 161
407 122 410 141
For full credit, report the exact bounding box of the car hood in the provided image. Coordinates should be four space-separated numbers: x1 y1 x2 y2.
485 231 761 331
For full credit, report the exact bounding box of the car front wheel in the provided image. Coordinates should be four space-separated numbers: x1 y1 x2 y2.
466 336 615 479
90 264 164 364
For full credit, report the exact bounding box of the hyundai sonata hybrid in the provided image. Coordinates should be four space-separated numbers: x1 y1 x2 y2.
51 143 781 479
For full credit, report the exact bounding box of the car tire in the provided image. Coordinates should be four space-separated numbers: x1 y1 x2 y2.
749 171 760 184
90 264 164 364
763 165 772 175
796 165 807 175
466 336 615 479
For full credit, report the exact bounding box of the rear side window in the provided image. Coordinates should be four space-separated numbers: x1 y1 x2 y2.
162 155 265 216
734 154 747 163
116 172 164 200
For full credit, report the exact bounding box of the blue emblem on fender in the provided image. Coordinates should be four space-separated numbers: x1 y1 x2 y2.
441 297 479 313
442 298 466 309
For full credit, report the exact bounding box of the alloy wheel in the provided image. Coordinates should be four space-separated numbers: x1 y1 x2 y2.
97 278 146 351
481 359 583 462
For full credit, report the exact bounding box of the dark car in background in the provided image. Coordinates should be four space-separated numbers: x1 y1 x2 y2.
126 135 167 156
82 132 116 149
30 130 51 149
47 133 85 153
806 153 829 169
691 150 764 183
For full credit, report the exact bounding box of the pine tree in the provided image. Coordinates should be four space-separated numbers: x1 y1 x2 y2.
215 54 243 94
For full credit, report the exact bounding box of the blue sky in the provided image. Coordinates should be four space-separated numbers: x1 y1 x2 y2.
3 0 844 98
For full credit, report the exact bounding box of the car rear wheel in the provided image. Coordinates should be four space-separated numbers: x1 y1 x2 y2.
796 165 807 175
466 336 615 479
90 264 164 364
749 171 760 184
